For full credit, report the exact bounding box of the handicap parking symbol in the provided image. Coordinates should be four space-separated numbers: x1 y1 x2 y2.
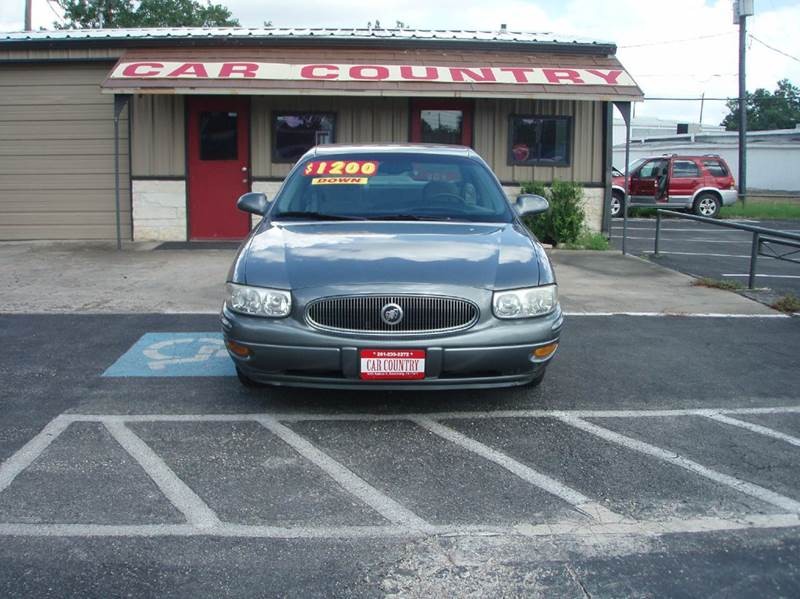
103 333 236 377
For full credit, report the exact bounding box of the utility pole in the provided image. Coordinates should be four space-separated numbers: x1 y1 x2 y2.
734 0 754 205
24 0 33 31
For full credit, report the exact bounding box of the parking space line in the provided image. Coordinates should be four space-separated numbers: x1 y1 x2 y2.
611 235 756 244
563 312 788 318
558 416 800 514
103 421 221 528
255 416 432 532
721 273 800 279
60 406 800 424
0 415 71 494
704 414 800 448
1 513 798 539
412 417 628 523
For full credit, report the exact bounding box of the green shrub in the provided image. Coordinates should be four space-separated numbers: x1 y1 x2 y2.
560 230 610 250
519 180 585 246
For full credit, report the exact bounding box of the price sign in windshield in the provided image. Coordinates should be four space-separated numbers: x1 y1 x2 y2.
303 160 379 177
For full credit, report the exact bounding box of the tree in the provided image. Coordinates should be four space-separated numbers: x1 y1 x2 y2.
54 0 239 29
721 79 800 131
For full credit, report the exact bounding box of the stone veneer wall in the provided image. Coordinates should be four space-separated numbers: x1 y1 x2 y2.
132 180 186 241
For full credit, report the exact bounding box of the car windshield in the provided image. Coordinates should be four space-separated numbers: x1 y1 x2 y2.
271 153 514 223
625 158 647 174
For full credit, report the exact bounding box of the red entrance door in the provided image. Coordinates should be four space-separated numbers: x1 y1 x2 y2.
410 99 473 146
187 97 251 240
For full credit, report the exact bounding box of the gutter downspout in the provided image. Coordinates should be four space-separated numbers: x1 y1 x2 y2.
113 94 131 250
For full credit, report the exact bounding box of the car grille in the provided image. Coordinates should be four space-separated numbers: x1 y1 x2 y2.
305 295 479 334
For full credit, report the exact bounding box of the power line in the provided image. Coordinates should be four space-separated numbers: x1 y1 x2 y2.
619 31 735 49
749 34 800 63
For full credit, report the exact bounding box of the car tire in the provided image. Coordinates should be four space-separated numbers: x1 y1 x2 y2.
693 193 721 218
236 366 262 388
611 191 624 218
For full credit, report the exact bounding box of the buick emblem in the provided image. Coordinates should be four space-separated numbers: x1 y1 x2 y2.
380 303 404 326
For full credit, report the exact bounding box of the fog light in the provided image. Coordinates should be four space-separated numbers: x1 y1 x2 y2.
226 340 252 357
531 342 558 360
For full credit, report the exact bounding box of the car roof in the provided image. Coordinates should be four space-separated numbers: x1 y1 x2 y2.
641 154 727 161
307 143 474 158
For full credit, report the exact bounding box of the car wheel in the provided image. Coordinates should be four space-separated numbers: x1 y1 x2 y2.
693 193 721 218
611 192 624 218
236 366 262 388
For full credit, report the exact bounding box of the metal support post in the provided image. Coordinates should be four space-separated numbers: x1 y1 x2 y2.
748 232 759 289
654 210 661 256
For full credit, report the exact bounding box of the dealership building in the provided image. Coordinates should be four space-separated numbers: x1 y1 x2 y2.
0 28 642 242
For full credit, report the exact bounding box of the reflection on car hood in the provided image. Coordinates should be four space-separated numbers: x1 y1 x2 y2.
240 221 550 290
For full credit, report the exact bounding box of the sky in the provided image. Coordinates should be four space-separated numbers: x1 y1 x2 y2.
2 0 799 126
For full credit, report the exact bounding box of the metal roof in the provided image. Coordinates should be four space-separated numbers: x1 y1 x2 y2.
0 27 614 51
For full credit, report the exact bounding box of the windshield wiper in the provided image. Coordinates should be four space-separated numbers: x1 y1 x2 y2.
274 211 367 221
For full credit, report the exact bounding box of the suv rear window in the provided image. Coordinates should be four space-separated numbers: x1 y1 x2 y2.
703 160 729 177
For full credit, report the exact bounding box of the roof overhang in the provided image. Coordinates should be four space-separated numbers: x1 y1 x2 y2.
101 48 644 102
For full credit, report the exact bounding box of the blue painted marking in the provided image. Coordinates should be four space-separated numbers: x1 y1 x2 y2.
103 332 236 377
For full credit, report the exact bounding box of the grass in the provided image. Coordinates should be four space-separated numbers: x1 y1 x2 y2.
691 277 745 291
624 201 800 220
720 202 800 220
558 230 610 250
771 294 800 314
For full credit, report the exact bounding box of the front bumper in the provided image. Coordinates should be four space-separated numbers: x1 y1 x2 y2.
221 305 563 390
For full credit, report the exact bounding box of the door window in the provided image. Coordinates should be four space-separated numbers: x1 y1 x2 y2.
638 160 666 178
199 111 238 161
420 110 463 144
673 160 700 178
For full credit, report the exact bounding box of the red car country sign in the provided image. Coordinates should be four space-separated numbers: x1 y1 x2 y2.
109 61 637 86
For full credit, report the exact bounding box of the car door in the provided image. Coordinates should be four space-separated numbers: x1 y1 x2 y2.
630 159 664 204
669 159 701 206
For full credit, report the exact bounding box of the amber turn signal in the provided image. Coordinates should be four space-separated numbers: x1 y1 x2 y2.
226 340 252 357
532 342 558 360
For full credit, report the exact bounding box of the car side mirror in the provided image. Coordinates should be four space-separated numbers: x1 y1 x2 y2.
237 192 268 215
514 194 549 217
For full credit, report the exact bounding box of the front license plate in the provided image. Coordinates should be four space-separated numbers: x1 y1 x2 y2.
360 349 426 380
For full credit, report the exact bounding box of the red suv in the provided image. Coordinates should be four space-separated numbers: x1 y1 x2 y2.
611 154 737 218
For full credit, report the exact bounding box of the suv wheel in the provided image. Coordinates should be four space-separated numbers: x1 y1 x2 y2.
611 191 624 218
693 193 721 218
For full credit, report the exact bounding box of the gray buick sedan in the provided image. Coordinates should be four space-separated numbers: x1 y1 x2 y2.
221 144 562 389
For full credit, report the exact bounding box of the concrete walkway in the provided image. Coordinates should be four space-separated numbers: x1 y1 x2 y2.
0 242 779 315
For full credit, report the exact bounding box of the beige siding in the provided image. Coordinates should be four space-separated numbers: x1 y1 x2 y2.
131 95 185 177
0 48 123 62
251 96 409 179
0 62 130 240
249 95 601 185
473 98 603 185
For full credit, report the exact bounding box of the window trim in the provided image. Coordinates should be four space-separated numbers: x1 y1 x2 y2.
507 114 573 167
271 110 337 164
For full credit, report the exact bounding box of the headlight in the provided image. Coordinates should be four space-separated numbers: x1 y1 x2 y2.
492 284 558 319
225 283 291 318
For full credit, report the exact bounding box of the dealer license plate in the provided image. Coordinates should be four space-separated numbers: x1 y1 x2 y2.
360 349 426 380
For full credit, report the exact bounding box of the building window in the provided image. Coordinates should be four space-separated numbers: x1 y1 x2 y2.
199 111 238 161
508 116 571 166
273 112 335 163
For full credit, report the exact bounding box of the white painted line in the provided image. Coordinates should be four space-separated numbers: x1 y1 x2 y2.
0 416 71 494
563 312 787 318
411 417 628 524
0 514 798 539
721 273 800 279
558 416 800 514
654 251 753 258
612 235 756 244
704 414 800 448
60 405 800 424
255 416 432 531
103 421 221 528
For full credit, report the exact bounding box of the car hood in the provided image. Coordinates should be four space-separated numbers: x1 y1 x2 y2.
237 221 551 291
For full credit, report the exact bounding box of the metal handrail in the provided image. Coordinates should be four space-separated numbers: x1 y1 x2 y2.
653 209 800 289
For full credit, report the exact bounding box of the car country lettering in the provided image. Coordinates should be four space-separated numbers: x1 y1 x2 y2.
112 62 636 86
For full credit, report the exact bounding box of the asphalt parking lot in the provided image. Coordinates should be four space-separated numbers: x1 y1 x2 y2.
611 217 800 299
1 313 799 597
